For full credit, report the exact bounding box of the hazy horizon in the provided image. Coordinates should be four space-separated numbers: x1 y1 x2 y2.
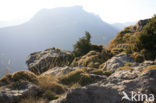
0 0 155 28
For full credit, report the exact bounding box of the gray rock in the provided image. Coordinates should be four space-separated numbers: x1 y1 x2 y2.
41 66 76 76
102 53 135 72
0 82 41 103
133 19 149 31
26 48 73 74
51 60 156 103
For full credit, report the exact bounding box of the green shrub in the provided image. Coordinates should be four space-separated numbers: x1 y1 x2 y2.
38 75 67 98
111 48 124 55
59 68 84 85
43 90 58 100
71 50 111 68
0 71 38 86
131 52 144 63
79 73 93 86
59 68 93 86
0 74 12 86
12 71 38 83
73 32 92 57
91 44 103 52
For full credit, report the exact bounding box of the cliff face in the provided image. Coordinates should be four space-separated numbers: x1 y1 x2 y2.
26 48 73 74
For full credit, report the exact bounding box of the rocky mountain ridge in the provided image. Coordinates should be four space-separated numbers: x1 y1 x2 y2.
0 16 156 103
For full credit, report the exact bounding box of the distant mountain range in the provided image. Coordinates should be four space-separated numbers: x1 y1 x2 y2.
0 6 119 76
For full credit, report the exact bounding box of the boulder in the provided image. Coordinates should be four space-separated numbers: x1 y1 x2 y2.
26 48 73 74
102 53 135 72
0 82 41 103
133 19 149 31
41 66 77 76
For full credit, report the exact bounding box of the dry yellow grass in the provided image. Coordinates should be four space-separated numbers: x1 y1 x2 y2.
117 66 133 71
141 65 156 74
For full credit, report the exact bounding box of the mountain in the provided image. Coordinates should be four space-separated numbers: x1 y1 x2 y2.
0 6 119 76
112 21 136 30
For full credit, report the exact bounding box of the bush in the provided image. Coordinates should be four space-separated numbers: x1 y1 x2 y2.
12 71 38 83
131 52 144 63
73 32 92 57
79 73 93 86
38 75 67 100
90 69 112 76
132 16 156 60
71 50 112 68
91 44 103 52
43 90 58 100
59 68 93 86
59 68 85 85
0 71 38 86
0 74 12 86
19 97 40 103
111 48 124 55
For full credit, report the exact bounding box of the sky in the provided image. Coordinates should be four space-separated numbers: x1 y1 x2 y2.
0 0 155 25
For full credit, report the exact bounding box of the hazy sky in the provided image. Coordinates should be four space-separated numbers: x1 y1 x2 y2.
0 0 156 24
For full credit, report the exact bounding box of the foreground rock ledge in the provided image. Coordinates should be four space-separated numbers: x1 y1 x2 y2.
51 65 156 103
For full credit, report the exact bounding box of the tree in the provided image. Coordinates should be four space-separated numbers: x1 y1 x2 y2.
73 32 92 57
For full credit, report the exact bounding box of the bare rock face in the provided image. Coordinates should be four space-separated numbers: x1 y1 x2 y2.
26 48 73 74
41 66 77 76
0 82 41 103
133 19 149 31
102 53 135 72
51 60 156 103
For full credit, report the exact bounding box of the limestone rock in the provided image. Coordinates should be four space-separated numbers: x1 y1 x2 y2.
0 82 41 103
26 48 73 74
41 66 77 76
102 53 135 72
133 19 149 31
51 61 156 103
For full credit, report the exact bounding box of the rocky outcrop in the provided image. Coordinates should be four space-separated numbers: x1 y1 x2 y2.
0 82 41 103
26 48 73 74
102 53 135 72
133 19 149 31
108 19 149 50
41 66 77 76
51 61 156 103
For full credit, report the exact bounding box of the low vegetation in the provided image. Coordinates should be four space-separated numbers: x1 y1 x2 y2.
37 75 67 100
141 65 156 74
59 68 93 86
0 71 38 86
71 49 112 68
90 69 112 76
117 66 133 71
108 15 156 62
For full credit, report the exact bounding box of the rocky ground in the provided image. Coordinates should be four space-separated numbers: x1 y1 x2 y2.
0 51 156 103
0 17 156 103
